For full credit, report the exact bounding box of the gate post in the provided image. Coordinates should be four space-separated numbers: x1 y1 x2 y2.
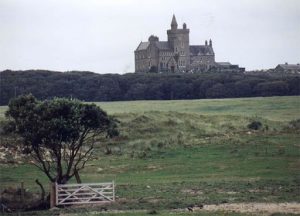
50 182 56 208
113 181 115 201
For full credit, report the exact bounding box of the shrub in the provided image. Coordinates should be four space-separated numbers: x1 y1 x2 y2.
247 121 262 130
288 119 300 130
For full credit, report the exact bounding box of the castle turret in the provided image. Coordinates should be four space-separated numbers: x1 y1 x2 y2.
167 15 190 71
148 35 159 43
171 14 178 30
209 39 212 47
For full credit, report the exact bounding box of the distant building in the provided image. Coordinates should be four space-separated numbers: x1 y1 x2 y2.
134 15 216 73
134 15 245 73
274 63 300 73
210 62 245 73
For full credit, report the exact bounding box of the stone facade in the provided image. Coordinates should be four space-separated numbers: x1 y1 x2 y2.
134 15 215 73
274 63 300 73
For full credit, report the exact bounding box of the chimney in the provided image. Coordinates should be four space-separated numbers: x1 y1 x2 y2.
205 40 208 46
285 62 288 65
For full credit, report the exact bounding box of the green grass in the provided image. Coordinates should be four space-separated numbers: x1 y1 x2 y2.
93 96 300 121
0 96 299 215
1 96 299 121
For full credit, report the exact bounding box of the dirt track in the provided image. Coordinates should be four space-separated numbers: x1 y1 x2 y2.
62 202 300 215
198 202 300 214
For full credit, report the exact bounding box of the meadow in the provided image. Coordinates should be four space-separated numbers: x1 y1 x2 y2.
0 96 299 215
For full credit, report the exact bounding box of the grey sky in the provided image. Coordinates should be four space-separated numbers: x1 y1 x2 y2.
1 0 299 73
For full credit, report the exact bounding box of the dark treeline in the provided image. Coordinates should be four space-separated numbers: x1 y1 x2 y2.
1 70 300 105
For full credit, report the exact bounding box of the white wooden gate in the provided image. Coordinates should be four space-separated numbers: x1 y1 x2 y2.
55 182 115 206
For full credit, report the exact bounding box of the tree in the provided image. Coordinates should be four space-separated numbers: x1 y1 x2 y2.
254 81 289 96
5 94 116 184
206 83 230 98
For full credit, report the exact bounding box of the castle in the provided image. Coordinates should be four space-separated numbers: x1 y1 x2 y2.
134 15 244 73
134 15 215 73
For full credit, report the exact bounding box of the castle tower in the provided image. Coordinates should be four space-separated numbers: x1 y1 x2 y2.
171 14 178 30
167 15 190 71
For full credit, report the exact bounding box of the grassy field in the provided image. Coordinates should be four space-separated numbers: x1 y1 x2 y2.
94 96 300 121
0 96 299 215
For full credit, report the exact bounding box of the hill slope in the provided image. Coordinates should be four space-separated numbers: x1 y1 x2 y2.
0 96 299 214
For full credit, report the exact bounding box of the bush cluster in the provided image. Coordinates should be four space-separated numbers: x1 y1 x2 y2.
1 70 299 105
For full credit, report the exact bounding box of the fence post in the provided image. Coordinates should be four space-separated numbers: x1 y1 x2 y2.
113 181 115 201
50 182 56 208
55 182 58 206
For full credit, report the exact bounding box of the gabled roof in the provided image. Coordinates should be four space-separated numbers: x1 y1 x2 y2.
136 41 171 51
190 45 214 56
136 42 150 51
166 56 176 65
277 64 300 70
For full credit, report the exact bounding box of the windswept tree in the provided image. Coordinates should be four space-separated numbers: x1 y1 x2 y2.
5 94 117 184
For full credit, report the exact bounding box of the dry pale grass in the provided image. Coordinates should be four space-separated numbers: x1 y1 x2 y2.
200 202 300 214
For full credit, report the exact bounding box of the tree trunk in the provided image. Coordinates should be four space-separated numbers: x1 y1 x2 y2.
74 170 82 183
35 179 45 201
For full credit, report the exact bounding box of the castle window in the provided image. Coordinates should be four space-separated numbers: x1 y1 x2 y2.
175 47 178 52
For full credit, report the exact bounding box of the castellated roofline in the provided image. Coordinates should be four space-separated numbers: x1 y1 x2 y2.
167 28 189 34
169 14 189 32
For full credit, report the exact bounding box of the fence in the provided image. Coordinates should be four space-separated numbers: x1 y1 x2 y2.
55 182 115 206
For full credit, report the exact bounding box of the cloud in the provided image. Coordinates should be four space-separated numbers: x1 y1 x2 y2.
0 0 299 72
